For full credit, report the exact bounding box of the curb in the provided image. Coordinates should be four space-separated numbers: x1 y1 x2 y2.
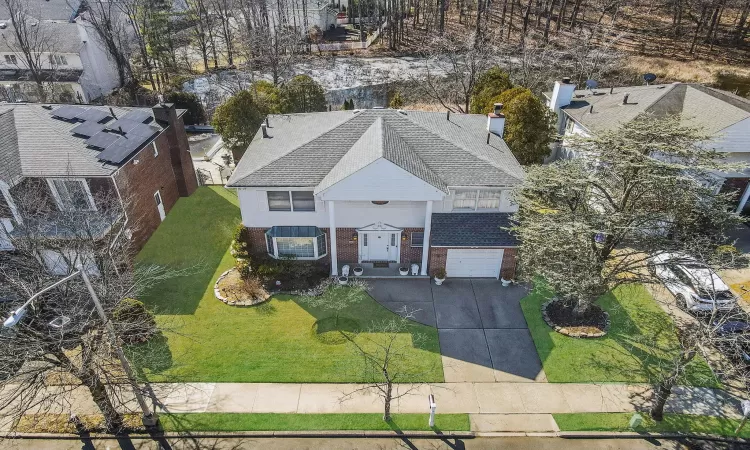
558 431 750 443
0 430 476 440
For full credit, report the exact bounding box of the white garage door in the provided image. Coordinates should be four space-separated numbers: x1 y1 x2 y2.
445 249 504 278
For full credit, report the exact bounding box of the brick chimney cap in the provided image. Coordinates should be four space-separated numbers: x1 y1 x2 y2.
562 76 572 84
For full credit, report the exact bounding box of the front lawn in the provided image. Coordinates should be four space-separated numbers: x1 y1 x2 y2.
161 413 470 432
553 413 750 438
520 283 718 386
132 187 443 383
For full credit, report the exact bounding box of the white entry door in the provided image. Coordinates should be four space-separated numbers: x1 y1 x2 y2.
366 232 391 261
445 249 504 278
154 190 166 221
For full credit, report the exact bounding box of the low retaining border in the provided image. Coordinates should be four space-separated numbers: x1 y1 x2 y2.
541 299 610 338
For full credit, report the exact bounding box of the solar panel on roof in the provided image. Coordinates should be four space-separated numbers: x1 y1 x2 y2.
96 134 149 164
86 131 121 149
75 108 112 123
106 118 142 134
71 122 105 137
127 123 160 138
121 110 152 124
51 105 89 121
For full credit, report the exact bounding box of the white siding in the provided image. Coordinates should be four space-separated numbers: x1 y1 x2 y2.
238 188 429 228
318 159 445 201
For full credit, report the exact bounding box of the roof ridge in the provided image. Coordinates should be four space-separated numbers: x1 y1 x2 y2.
232 111 363 186
380 119 447 192
400 112 524 183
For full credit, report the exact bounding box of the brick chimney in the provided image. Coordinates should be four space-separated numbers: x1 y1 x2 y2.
152 102 197 197
486 103 505 137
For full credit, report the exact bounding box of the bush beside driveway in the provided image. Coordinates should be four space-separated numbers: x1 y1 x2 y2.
132 187 443 383
521 283 718 386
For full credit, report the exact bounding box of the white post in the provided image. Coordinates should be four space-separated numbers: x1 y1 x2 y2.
328 200 338 276
420 200 433 276
736 182 750 214
428 394 436 427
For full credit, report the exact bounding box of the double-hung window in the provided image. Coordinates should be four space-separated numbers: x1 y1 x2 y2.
411 232 424 247
451 189 503 211
48 54 68 66
267 191 315 212
48 179 96 211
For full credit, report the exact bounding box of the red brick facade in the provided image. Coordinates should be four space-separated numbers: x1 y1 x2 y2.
245 225 519 279
113 107 197 251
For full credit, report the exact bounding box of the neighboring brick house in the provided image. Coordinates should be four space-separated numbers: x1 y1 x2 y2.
0 102 197 270
228 108 523 280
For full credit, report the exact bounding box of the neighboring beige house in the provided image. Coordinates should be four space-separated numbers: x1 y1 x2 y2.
544 79 750 213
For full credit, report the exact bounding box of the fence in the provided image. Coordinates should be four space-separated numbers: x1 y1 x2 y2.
311 20 387 52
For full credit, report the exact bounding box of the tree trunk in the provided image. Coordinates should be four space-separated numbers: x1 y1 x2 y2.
556 0 566 31
544 0 555 40
568 0 581 30
383 380 392 421
736 1 749 44
650 382 670 421
689 6 708 55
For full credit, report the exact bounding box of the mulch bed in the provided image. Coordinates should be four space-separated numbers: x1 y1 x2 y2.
542 299 610 338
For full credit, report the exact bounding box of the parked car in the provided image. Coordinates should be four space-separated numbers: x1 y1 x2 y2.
712 320 750 365
647 253 736 312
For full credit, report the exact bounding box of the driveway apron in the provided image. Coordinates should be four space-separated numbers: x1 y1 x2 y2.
368 278 546 383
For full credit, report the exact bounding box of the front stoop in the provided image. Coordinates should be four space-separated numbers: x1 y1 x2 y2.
469 414 559 433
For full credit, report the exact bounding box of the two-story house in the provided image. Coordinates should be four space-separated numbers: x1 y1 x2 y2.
544 78 750 213
0 102 197 272
227 107 523 279
0 0 122 103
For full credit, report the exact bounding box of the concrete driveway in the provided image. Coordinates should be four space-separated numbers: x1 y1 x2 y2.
368 279 546 383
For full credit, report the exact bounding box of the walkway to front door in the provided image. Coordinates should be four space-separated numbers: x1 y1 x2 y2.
367 279 546 383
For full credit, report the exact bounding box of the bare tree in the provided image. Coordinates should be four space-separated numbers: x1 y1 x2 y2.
340 311 436 421
0 179 176 433
78 0 134 87
414 29 501 113
1 0 57 101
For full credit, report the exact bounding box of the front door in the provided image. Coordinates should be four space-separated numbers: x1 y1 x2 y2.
367 232 391 261
154 190 166 221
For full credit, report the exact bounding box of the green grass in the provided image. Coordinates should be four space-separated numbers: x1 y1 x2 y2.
554 413 750 438
520 283 718 386
161 413 470 432
132 187 443 383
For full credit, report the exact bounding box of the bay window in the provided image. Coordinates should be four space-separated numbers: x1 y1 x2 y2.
265 226 327 260
47 178 96 211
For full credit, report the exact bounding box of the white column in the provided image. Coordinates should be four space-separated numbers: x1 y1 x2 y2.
420 200 433 276
328 200 338 276
736 182 750 214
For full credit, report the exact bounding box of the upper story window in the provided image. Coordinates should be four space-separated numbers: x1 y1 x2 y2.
4 55 17 65
267 191 315 212
48 54 68 66
452 189 503 211
47 179 96 212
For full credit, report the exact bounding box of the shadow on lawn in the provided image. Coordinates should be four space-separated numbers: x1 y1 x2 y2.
523 283 716 385
287 292 441 354
137 187 241 315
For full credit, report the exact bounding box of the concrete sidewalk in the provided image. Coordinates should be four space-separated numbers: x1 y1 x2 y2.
148 382 741 418
2 382 742 433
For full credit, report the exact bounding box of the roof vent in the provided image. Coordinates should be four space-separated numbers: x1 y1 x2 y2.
261 123 269 138
561 76 572 84
622 93 630 105
397 109 407 115
42 104 53 110
0 22 6 29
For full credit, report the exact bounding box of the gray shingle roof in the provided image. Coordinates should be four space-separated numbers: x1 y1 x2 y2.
0 103 163 180
559 83 750 136
431 213 517 247
0 22 84 54
228 109 524 189
0 0 80 21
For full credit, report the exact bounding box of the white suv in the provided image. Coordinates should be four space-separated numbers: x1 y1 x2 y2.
647 253 736 312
